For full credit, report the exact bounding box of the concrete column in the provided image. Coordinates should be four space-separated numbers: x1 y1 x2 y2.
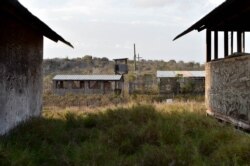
224 31 229 57
237 31 242 53
84 81 89 94
206 29 212 62
231 31 234 55
100 81 104 94
243 32 245 53
214 31 218 60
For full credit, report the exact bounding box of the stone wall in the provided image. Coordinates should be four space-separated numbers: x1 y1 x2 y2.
206 55 250 124
0 15 43 134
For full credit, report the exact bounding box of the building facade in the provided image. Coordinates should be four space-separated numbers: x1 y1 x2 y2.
157 71 205 95
53 75 124 95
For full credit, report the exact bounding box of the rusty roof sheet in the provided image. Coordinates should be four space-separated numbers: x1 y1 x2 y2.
53 75 123 81
1 0 73 48
157 71 205 78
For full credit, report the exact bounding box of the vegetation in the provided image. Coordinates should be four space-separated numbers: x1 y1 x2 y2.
1 102 250 165
43 56 205 93
43 56 204 76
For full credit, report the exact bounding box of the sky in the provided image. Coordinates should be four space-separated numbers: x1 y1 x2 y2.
19 0 225 63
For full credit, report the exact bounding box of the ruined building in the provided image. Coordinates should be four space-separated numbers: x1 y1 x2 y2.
174 0 250 130
53 75 124 95
0 0 72 134
157 71 205 95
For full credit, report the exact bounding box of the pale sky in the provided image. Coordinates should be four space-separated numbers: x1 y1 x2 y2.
19 0 225 62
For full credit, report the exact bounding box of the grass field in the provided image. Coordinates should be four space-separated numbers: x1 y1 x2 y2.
0 102 250 166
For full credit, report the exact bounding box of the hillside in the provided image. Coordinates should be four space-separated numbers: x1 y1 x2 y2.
43 55 205 93
44 55 204 76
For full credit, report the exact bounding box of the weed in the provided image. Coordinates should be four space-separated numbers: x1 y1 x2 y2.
0 102 250 165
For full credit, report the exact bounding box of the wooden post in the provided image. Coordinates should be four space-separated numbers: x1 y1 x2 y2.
231 31 234 55
224 31 229 57
243 32 245 53
206 29 212 62
214 31 218 60
134 44 137 71
237 31 242 53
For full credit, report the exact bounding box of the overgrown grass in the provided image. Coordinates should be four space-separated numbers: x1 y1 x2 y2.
0 103 250 165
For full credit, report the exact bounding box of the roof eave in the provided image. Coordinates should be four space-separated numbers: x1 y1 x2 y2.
173 0 233 41
3 0 74 48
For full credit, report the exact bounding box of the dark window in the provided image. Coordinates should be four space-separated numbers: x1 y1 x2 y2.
56 81 64 89
72 81 81 89
89 81 101 89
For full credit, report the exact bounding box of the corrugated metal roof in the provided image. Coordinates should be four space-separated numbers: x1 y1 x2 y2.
1 0 73 48
157 71 176 78
157 71 205 78
53 75 122 81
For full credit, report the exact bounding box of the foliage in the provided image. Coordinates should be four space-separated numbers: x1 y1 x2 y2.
43 56 205 94
0 103 250 165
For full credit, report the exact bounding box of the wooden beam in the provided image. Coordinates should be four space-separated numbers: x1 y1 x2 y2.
206 29 212 62
231 31 234 54
214 31 218 60
237 31 242 53
224 31 229 57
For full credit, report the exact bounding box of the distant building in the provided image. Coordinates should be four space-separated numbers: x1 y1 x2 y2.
157 71 205 95
0 0 72 135
129 74 154 94
53 75 124 95
114 58 128 75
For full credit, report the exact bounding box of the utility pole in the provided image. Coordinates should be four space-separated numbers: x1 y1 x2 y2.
134 44 137 71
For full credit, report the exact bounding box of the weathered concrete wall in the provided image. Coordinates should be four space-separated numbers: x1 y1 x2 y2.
0 15 43 134
159 78 179 95
206 55 250 123
179 78 205 94
159 77 205 95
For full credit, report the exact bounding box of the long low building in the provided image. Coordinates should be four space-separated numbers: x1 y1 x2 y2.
53 75 124 95
157 71 205 95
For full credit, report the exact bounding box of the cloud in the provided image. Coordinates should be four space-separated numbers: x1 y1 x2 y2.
208 0 224 5
134 0 175 7
133 0 225 9
17 0 226 63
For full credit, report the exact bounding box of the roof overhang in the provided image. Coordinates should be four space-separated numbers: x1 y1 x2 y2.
53 75 123 81
157 71 205 78
174 0 250 41
1 0 73 48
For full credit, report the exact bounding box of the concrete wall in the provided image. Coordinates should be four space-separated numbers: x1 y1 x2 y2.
159 78 179 95
179 78 205 94
0 16 43 134
159 77 205 95
206 55 250 124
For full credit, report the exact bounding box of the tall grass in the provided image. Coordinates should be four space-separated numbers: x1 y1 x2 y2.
0 102 250 165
